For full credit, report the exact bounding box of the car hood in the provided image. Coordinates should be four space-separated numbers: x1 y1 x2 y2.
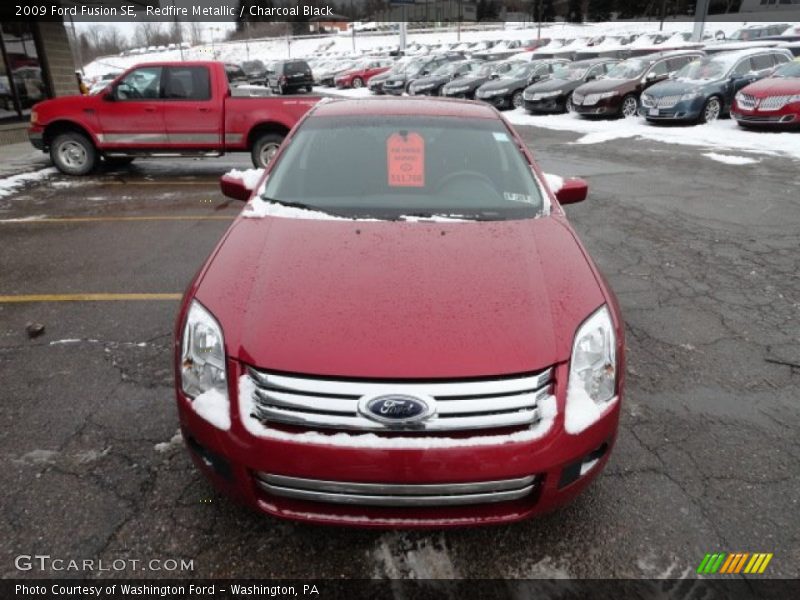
413 74 450 87
576 78 631 93
742 77 800 96
443 75 489 90
526 78 578 93
480 77 526 91
647 79 718 95
195 216 605 379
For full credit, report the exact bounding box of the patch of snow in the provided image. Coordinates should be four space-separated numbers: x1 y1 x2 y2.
225 167 264 191
504 110 800 161
314 86 371 99
0 168 57 199
74 447 111 464
372 533 459 579
154 430 183 453
564 377 618 435
543 173 564 194
243 195 349 220
49 339 84 345
239 375 556 449
192 388 231 431
11 449 58 465
702 152 759 165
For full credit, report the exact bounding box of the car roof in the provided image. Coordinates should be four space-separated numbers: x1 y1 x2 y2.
710 47 791 58
310 97 501 120
637 49 705 61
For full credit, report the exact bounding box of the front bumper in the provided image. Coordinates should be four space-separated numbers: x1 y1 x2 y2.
383 84 406 96
177 360 621 528
732 108 800 128
475 93 511 109
640 97 704 122
572 96 622 117
523 97 566 113
29 128 45 151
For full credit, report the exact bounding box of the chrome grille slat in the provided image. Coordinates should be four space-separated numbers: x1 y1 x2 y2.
759 95 791 111
252 404 540 431
254 472 537 506
249 368 552 397
247 366 554 433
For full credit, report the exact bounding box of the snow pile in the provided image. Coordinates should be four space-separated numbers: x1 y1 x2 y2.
191 388 231 430
504 111 800 161
702 152 760 165
0 168 56 199
543 172 564 194
239 375 557 449
563 377 618 434
225 167 264 190
243 196 349 220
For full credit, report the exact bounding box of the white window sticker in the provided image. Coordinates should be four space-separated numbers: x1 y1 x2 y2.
504 192 536 204
493 132 510 142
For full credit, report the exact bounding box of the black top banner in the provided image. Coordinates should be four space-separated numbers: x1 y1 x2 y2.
3 0 800 23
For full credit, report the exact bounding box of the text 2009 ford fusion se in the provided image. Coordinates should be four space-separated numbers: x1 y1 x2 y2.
174 97 625 527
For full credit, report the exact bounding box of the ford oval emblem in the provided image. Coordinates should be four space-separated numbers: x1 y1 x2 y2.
358 394 436 427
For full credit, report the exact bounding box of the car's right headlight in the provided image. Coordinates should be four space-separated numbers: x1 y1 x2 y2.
180 300 230 429
565 305 617 434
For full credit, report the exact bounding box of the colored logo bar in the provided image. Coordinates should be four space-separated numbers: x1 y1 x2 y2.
697 553 773 574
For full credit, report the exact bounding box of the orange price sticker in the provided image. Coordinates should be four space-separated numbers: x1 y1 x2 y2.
387 132 425 188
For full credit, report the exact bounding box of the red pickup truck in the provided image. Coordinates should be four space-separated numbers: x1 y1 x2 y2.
28 61 318 175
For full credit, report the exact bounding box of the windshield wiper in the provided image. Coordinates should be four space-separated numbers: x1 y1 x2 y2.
261 196 321 212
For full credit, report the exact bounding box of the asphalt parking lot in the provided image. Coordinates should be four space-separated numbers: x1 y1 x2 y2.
1 127 798 581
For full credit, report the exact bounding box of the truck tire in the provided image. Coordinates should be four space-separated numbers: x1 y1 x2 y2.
251 133 284 169
50 131 97 175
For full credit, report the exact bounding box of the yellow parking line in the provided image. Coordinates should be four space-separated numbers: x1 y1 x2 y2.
0 293 182 303
0 215 234 224
102 180 217 185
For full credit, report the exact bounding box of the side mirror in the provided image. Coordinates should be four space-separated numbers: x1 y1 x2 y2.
715 31 726 40
490 73 500 79
103 86 116 101
645 72 658 81
555 177 588 205
220 173 254 202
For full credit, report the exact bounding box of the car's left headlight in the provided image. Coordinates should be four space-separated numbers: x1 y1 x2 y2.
680 92 701 101
598 91 618 99
565 306 617 434
180 300 230 429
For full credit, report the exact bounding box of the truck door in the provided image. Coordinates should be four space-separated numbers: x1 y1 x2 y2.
160 66 222 148
97 66 165 147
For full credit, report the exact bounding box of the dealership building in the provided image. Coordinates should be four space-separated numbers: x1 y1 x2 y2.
0 1 156 146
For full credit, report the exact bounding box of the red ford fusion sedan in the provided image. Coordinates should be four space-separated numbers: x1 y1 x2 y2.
174 97 625 528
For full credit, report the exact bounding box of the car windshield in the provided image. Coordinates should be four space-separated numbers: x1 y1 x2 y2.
675 58 728 81
729 29 759 41
772 61 800 78
262 116 545 221
505 63 536 79
561 65 586 80
284 62 308 75
432 63 458 77
606 59 647 79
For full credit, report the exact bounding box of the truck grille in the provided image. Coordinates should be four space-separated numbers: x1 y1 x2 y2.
246 367 553 432
254 472 537 506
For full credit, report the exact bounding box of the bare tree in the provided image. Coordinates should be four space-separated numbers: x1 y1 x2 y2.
133 22 163 48
187 21 204 46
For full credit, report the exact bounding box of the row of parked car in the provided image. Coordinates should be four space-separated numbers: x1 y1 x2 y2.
315 46 798 129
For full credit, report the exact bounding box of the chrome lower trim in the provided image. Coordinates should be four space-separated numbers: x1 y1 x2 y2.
254 472 537 507
247 367 553 432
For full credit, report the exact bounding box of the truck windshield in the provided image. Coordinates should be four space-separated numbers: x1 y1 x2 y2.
262 116 545 221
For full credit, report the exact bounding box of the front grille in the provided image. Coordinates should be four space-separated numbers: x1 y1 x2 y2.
736 114 785 123
759 95 792 111
643 94 681 109
247 367 553 432
737 93 757 110
254 472 538 506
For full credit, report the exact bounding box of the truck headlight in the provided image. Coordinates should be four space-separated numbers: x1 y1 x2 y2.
565 306 617 434
30 110 38 124
180 300 230 429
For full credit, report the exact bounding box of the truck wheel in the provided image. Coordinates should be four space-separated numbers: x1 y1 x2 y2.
251 133 284 169
305 85 313 93
50 132 97 175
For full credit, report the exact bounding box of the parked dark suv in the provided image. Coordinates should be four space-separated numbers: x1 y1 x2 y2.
382 54 464 95
267 60 313 95
572 50 703 118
